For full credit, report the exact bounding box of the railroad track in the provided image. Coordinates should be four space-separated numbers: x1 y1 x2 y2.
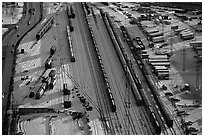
87 12 129 135
101 12 156 135
74 3 116 134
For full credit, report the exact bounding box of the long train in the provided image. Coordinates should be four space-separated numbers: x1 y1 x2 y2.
67 5 74 32
66 26 75 62
82 3 116 112
100 10 164 134
36 16 54 40
100 9 143 106
119 23 174 128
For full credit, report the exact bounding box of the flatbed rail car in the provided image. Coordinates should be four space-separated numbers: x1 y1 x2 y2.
66 26 75 62
36 16 54 40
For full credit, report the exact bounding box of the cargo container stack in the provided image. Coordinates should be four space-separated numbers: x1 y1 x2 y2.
148 55 170 80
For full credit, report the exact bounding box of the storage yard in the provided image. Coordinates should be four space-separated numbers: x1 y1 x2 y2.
2 2 202 135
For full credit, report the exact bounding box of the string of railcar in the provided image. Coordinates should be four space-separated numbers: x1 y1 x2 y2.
100 9 165 135
36 16 54 40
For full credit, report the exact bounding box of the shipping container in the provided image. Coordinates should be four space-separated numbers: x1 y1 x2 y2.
155 70 169 76
181 32 194 40
190 41 202 48
171 24 178 30
149 55 168 60
153 66 168 73
174 27 186 35
152 36 165 43
149 31 163 38
149 59 169 64
150 62 170 68
146 27 159 35
158 72 169 79
180 31 193 38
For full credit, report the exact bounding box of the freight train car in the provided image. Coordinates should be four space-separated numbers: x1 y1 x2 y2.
36 16 54 40
18 108 55 115
131 82 143 106
66 26 75 62
107 87 116 112
140 89 161 134
145 74 173 127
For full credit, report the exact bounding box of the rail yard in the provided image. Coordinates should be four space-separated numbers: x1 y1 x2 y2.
2 2 202 135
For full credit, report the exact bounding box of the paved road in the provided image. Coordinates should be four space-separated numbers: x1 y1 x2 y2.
2 2 42 133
